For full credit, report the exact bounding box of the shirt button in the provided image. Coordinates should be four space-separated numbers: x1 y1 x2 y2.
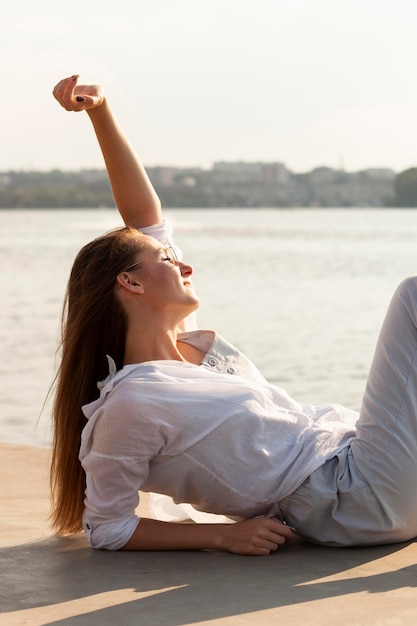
85 523 91 530
227 366 236 375
208 357 217 367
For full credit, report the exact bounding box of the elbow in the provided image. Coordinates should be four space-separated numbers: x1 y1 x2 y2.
83 515 140 551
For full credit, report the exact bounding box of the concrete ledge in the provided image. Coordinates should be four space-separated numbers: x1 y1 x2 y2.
2 442 417 625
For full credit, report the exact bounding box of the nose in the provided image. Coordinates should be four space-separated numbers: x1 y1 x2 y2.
179 261 193 277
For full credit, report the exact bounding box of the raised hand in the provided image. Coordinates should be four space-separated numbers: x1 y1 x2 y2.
52 74 104 112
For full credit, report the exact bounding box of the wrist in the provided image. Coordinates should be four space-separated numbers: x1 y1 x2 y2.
86 97 110 121
210 524 228 552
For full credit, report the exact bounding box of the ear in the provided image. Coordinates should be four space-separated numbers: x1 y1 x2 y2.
116 272 145 294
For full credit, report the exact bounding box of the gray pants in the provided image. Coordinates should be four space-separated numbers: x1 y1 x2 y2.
278 276 417 546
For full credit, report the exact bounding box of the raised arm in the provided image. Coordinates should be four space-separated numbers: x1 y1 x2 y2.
53 75 161 228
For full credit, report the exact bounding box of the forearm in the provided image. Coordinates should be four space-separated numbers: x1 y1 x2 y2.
121 517 222 551
87 99 162 228
120 516 295 555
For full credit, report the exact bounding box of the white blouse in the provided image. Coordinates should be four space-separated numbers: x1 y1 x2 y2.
80 330 357 550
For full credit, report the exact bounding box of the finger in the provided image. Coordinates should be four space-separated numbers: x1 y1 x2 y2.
62 75 79 102
254 537 282 554
252 529 284 550
261 533 286 548
256 547 272 556
262 539 280 552
52 75 77 100
52 75 79 110
52 80 66 103
259 528 292 548
269 519 296 539
75 84 105 108
246 540 273 556
73 94 100 110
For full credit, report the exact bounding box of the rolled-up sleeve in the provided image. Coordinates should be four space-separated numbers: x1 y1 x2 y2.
83 510 140 551
139 220 175 250
80 388 164 550
81 451 147 550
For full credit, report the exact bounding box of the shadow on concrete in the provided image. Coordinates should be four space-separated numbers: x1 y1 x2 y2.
1 534 416 625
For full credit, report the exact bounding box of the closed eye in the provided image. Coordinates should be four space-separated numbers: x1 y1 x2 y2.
161 247 179 265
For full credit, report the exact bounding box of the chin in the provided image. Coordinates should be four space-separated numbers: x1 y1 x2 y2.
188 300 200 315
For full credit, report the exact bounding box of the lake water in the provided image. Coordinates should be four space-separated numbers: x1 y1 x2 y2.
2 207 417 448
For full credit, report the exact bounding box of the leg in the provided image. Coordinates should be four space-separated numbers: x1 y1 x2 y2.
351 276 417 537
280 277 417 546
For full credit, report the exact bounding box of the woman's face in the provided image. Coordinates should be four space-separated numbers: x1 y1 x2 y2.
125 235 200 317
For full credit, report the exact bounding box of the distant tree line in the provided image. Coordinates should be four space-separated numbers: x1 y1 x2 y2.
0 170 114 209
1 166 417 208
394 168 417 207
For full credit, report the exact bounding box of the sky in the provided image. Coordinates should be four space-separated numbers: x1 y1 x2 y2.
3 0 417 173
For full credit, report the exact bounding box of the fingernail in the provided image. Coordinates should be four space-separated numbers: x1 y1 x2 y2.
71 74 79 81
76 96 85 102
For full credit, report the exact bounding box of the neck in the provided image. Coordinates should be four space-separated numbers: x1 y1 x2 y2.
123 323 183 365
123 320 205 367
120 295 200 365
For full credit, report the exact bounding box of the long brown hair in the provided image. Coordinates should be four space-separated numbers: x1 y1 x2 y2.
50 226 146 534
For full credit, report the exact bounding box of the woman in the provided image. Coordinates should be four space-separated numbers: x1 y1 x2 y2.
51 75 417 554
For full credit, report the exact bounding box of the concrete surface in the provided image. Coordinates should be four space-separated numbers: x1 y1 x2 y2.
1 442 417 625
